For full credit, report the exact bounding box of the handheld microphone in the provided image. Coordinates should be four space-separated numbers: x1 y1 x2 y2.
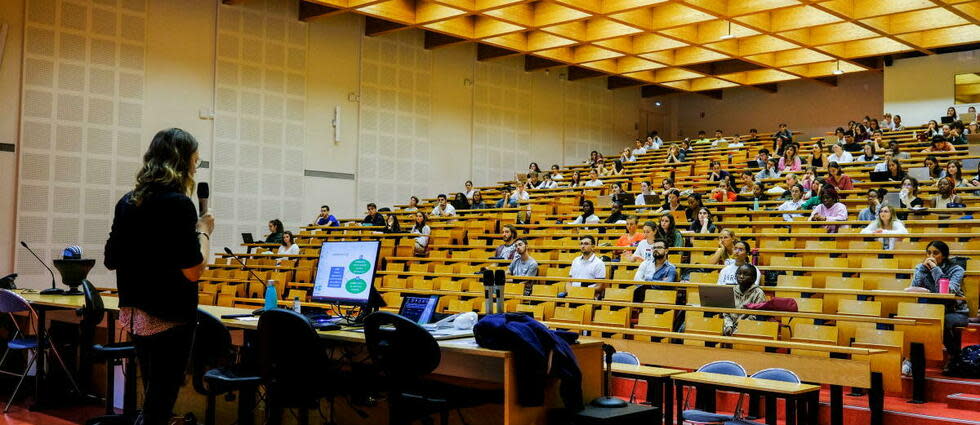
494 269 505 315
197 182 210 217
20 241 63 295
223 247 268 316
482 269 494 315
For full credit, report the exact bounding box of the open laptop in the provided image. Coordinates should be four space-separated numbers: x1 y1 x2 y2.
941 115 955 124
962 158 980 173
907 167 929 181
967 142 980 155
595 195 613 208
959 113 976 123
868 171 890 182
699 285 736 309
884 192 902 207
241 233 255 244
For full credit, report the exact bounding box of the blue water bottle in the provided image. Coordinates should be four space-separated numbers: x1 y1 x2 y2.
264 280 278 311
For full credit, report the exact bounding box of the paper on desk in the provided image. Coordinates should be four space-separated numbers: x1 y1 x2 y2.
236 317 260 322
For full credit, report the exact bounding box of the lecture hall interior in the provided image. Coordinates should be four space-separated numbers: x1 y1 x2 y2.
0 0 980 424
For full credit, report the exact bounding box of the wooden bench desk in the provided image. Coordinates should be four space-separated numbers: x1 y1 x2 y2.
672 371 822 425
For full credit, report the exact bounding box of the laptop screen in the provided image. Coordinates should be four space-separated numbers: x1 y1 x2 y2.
399 295 440 324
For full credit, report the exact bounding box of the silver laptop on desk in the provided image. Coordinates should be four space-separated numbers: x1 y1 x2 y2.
967 142 980 155
596 195 613 208
907 167 929 181
699 285 736 308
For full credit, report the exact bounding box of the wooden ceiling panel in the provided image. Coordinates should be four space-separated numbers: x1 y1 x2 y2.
300 0 980 92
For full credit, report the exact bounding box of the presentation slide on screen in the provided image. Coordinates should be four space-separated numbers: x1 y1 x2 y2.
312 241 379 303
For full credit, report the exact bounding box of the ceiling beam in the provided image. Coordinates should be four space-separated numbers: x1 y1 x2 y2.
750 83 778 93
477 43 521 61
567 66 606 81
608 76 646 90
299 1 340 22
813 76 838 87
696 89 723 100
365 16 408 37
641 85 682 98
525 55 565 72
424 31 468 49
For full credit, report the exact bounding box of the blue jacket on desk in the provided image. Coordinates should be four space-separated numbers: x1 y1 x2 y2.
473 313 584 411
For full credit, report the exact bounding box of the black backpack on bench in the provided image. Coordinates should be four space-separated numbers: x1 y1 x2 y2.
949 345 980 378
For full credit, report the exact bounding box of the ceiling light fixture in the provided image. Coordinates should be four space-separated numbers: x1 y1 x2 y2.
832 60 844 75
720 21 735 40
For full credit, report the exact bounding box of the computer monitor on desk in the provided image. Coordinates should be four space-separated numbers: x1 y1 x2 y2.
399 294 440 324
312 240 380 306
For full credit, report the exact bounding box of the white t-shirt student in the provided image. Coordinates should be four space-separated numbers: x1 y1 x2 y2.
569 253 606 287
632 239 655 262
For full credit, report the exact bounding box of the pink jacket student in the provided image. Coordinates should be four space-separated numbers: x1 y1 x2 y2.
777 156 802 172
809 185 848 233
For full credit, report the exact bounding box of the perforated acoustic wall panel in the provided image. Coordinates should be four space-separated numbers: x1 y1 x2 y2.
563 78 618 163
472 58 532 185
358 30 432 209
213 0 307 250
17 0 147 287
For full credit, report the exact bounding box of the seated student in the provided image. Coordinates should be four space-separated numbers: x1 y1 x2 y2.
508 238 539 296
406 196 421 212
568 199 600 225
710 129 726 146
825 162 854 191
451 192 470 211
739 183 767 210
495 185 529 208
723 263 768 336
707 160 733 185
658 189 684 215
694 130 711 144
610 182 634 206
898 177 924 217
567 235 606 294
756 158 780 181
922 135 955 153
363 203 386 226
537 173 558 189
892 115 905 131
738 170 756 195
648 131 664 149
654 214 684 248
708 229 737 265
807 141 826 169
766 173 797 198
885 158 907 182
857 143 879 162
680 140 693 158
778 143 803 172
684 193 705 222
635 181 656 207
881 113 895 131
313 205 340 227
620 148 636 163
384 214 401 233
689 207 718 233
616 216 645 248
431 194 457 217
924 155 945 179
949 124 968 146
566 171 582 187
528 162 542 175
933 177 962 208
665 144 684 163
710 179 738 202
524 172 542 190
265 219 284 243
773 123 793 155
943 160 969 188
463 180 476 199
494 224 519 260
905 241 968 373
745 128 761 143
410 211 431 256
550 164 564 180
801 181 825 210
586 150 600 167
860 205 907 250
828 143 854 164
809 185 848 232
858 188 884 221
728 134 745 148
800 166 819 193
923 120 942 137
469 191 488 209
631 139 647 157
633 239 677 285
583 169 604 187
274 231 300 256
604 202 628 224
717 240 761 286
777 184 806 221
754 148 771 166
628 220 658 262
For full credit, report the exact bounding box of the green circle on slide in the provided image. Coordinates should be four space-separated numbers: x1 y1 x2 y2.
349 258 372 274
346 277 367 294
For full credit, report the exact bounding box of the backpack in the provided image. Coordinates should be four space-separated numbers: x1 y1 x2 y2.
949 345 980 378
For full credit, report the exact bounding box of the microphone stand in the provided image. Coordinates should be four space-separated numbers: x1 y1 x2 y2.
20 241 63 295
493 269 505 315
482 270 494 314
591 344 628 408
223 247 269 315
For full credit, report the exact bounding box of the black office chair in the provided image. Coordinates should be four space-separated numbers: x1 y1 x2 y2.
363 311 500 425
256 308 338 425
191 309 261 425
77 280 137 424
